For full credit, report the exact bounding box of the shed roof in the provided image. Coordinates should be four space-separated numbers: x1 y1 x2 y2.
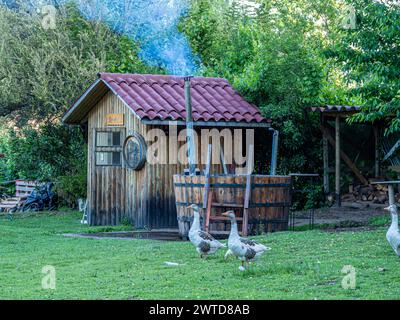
63 73 269 126
310 105 361 114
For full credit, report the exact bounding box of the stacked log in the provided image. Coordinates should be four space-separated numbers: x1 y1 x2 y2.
342 184 392 204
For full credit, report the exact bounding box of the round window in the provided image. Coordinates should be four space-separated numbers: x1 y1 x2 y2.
123 132 147 170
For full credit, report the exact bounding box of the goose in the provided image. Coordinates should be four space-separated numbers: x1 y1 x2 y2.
222 211 271 270
385 204 400 256
186 204 226 259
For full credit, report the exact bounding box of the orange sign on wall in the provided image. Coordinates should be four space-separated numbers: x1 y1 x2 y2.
106 114 124 126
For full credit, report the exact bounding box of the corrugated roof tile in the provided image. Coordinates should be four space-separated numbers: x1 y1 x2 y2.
98 73 267 123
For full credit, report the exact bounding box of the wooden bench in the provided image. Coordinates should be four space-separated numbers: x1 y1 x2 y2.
0 180 38 213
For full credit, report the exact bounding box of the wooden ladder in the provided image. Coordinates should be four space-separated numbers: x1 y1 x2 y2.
203 144 254 237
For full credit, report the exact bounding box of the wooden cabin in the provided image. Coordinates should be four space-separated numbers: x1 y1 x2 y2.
63 73 274 229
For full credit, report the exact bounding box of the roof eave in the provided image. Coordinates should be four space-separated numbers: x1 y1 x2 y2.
141 119 271 128
62 79 105 125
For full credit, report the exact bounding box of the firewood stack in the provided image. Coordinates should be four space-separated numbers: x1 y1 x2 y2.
341 184 394 204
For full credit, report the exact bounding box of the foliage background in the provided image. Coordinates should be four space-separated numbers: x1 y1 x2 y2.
0 3 161 206
0 0 398 207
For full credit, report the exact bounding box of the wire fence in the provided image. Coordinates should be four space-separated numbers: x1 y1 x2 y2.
289 173 320 231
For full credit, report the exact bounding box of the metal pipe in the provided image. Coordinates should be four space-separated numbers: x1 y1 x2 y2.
185 77 193 121
184 76 196 175
269 128 279 176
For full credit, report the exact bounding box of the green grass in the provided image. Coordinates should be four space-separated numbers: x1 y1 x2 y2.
369 215 391 227
293 220 366 232
0 210 399 300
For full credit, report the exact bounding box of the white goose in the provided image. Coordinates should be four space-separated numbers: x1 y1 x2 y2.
187 204 226 259
385 204 400 256
223 211 271 270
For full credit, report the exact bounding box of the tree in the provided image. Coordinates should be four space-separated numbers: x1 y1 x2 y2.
0 3 161 204
0 3 157 123
327 0 400 134
181 0 341 174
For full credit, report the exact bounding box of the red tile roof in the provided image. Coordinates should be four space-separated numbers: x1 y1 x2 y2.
101 73 267 123
63 73 269 125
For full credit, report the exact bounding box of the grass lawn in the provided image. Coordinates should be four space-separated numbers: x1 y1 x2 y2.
0 210 399 300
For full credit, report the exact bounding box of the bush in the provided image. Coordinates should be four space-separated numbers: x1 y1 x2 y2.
3 123 85 180
1 122 87 206
56 170 87 208
0 3 162 207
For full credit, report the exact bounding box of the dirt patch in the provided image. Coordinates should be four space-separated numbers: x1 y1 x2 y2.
323 226 380 233
293 201 387 229
62 230 182 241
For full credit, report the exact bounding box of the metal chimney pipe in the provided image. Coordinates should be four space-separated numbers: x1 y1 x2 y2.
185 76 193 123
269 128 279 176
184 76 196 175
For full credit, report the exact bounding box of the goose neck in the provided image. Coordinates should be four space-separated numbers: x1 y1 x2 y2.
190 211 201 231
229 218 240 239
391 212 399 228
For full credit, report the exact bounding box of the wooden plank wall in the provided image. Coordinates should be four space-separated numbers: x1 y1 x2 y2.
88 92 246 229
88 92 191 228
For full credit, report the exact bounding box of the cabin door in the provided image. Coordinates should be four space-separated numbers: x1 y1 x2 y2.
89 127 126 225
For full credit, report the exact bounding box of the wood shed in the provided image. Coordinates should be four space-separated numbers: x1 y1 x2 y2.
63 73 277 229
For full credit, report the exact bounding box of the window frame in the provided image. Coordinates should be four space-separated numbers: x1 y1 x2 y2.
94 128 125 167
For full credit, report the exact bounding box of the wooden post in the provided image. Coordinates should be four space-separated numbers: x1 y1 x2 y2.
203 144 212 211
323 137 329 194
374 125 380 178
203 144 212 233
220 147 228 175
335 116 341 207
320 125 368 185
243 144 254 237
205 190 213 233
322 116 329 194
388 184 395 206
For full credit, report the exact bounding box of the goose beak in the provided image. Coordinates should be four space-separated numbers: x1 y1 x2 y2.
384 206 390 212
221 212 229 217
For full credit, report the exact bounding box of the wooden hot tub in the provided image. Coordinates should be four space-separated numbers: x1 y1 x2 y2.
173 174 292 238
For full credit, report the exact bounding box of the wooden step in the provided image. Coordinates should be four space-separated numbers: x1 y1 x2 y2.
209 216 243 221
212 203 244 208
0 201 21 206
1 201 19 205
210 230 231 235
0 204 18 209
210 230 243 238
1 199 20 203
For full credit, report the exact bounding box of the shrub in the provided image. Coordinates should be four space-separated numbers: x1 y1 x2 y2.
56 165 87 208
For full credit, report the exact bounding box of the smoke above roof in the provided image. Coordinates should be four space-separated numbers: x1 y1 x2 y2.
1 0 199 76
